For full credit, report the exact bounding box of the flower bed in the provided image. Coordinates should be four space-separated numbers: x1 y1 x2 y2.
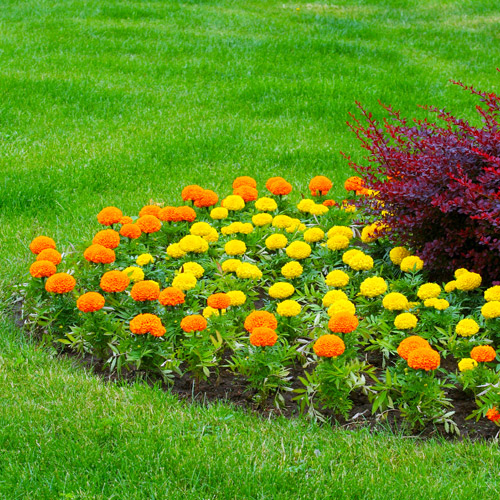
20 175 500 436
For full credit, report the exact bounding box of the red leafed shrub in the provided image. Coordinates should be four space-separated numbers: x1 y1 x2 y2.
344 80 500 283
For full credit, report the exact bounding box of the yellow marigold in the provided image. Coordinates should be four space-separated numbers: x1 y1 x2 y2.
227 290 246 306
244 311 278 332
255 197 278 212
408 348 440 371
389 247 411 265
130 313 166 337
327 300 356 317
190 222 213 237
340 200 356 213
181 185 204 202
309 204 329 216
303 227 325 243
347 253 373 271
309 175 333 196
166 243 186 259
285 241 311 260
36 248 62 265
272 215 293 229
322 290 349 307
210 207 228 220
397 336 431 360
382 292 409 311
249 327 278 347
225 240 247 256
454 268 469 278
179 235 209 253
178 262 204 279
236 263 262 280
239 223 254 235
97 207 123 226
286 219 306 234
328 312 359 333
45 273 76 294
172 273 197 291
203 228 219 242
444 280 457 293
29 236 56 254
424 298 449 310
77 292 105 312
456 271 482 291
359 276 388 297
120 223 142 239
159 287 185 307
342 249 362 264
400 256 424 273
458 358 478 372
222 195 245 211
130 280 160 302
417 283 441 300
471 345 496 363
484 286 500 302
252 213 273 226
136 215 162 234
281 261 303 279
456 318 480 337
394 313 418 330
30 260 57 278
83 244 116 264
203 306 221 318
123 266 145 283
361 223 385 243
277 300 301 317
269 282 295 299
313 334 345 358
221 222 241 236
325 270 349 288
327 235 350 251
100 270 130 293
327 226 353 240
233 176 257 189
139 205 161 218
221 259 242 273
481 301 500 319
136 253 154 266
265 234 288 250
297 199 316 213
207 293 231 310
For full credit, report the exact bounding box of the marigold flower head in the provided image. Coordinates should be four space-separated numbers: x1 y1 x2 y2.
181 185 204 202
456 271 482 291
221 259 242 273
224 239 246 256
136 215 162 234
328 300 356 317
344 176 365 192
285 241 311 260
233 185 258 202
328 312 359 333
394 313 418 330
340 200 356 213
269 282 295 299
455 318 480 337
471 345 496 363
454 268 469 278
250 327 278 347
481 301 500 319
181 314 207 333
266 177 292 196
97 207 123 226
29 236 56 255
227 290 246 306
327 226 354 240
195 190 219 208
172 273 197 291
265 233 288 250
342 249 364 265
327 235 350 251
36 248 62 266
407 348 440 371
303 228 325 243
281 261 303 279
30 260 57 278
136 253 154 266
244 311 278 332
45 272 76 294
84 244 116 264
123 266 144 283
178 262 204 279
120 216 133 225
383 293 409 311
233 176 257 189
277 300 301 317
255 197 278 212
203 306 222 318
323 199 336 207
424 298 450 310
458 358 478 372
77 292 105 312
272 215 294 229
252 213 273 226
166 243 186 259
207 293 231 310
400 256 424 273
179 235 209 253
313 334 345 358
297 199 316 213
486 408 500 423
177 206 197 222
309 204 329 216
359 276 388 297
130 313 166 337
322 289 348 307
120 223 142 239
361 223 386 243
397 336 431 360
130 280 160 302
100 270 130 292
417 283 441 300
348 253 373 271
325 270 349 288
158 206 180 222
222 195 245 211
210 207 229 220
444 280 457 293
236 263 262 280
159 287 185 306
484 286 500 302
139 205 161 218
309 175 333 196
389 247 411 265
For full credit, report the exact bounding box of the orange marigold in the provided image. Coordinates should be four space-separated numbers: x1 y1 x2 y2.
181 185 205 202
83 244 116 264
30 260 57 278
130 313 166 337
45 273 76 294
233 176 257 189
486 408 500 423
136 215 162 234
158 206 180 222
100 270 130 293
233 185 258 202
309 176 333 196
266 177 292 196
344 176 365 192
194 190 219 208
36 248 62 265
244 311 278 333
313 334 345 358
120 216 133 225
177 206 197 222
323 199 337 207
249 327 278 347
159 287 185 306
29 236 56 254
397 336 431 361
130 280 160 302
407 348 440 371
328 312 359 333
139 205 162 218
471 345 497 363
120 223 142 239
97 206 123 226
77 292 105 312
207 293 231 310
181 314 207 333
92 229 120 249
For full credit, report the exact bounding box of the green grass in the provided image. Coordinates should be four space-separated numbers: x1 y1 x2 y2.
1 0 500 497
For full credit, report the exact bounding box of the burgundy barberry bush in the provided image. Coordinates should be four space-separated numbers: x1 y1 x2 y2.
345 80 500 283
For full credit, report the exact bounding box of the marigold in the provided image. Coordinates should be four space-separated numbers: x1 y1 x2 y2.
394 313 418 330
348 253 373 271
309 204 328 216
210 207 228 220
297 199 316 213
470 345 496 363
265 234 288 251
158 206 180 222
179 235 209 253
203 306 222 318
179 262 204 279
281 261 303 279
383 293 409 311
266 177 292 196
233 185 258 202
344 176 364 192
100 270 130 292
322 289 348 307
225 240 247 256
130 313 166 337
458 358 478 372
277 300 301 317
397 336 431 360
181 315 207 333
359 276 388 297
328 312 359 333
444 280 457 293
481 301 500 319
454 268 469 278
407 348 440 371
136 215 162 234
123 266 144 283
139 205 161 218
120 223 142 239
313 334 345 358
272 215 293 229
455 318 480 337
361 223 386 243
222 195 245 211
36 248 62 265
136 253 154 266
250 327 278 347
325 270 349 288
456 271 482 291
30 260 57 278
236 263 262 279
417 283 441 300
486 408 500 423
326 235 349 252
177 206 197 222
323 199 336 207
45 273 76 294
181 185 204 202
342 249 364 265
424 298 450 310
484 286 500 302
269 282 295 299
327 300 356 317
83 244 116 264
130 280 160 302
400 256 424 273
309 175 333 196
255 197 278 212
227 290 246 306
252 213 273 226
244 311 278 332
97 207 123 226
77 292 105 312
172 273 197 291
166 243 186 258
233 176 257 189
327 226 354 240
285 241 311 260
389 247 411 265
303 228 325 243
221 259 242 273
120 216 133 225
207 293 231 310
195 190 219 208
29 236 56 254
159 287 185 306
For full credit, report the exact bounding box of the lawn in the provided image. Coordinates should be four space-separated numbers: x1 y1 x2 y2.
1 0 500 498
